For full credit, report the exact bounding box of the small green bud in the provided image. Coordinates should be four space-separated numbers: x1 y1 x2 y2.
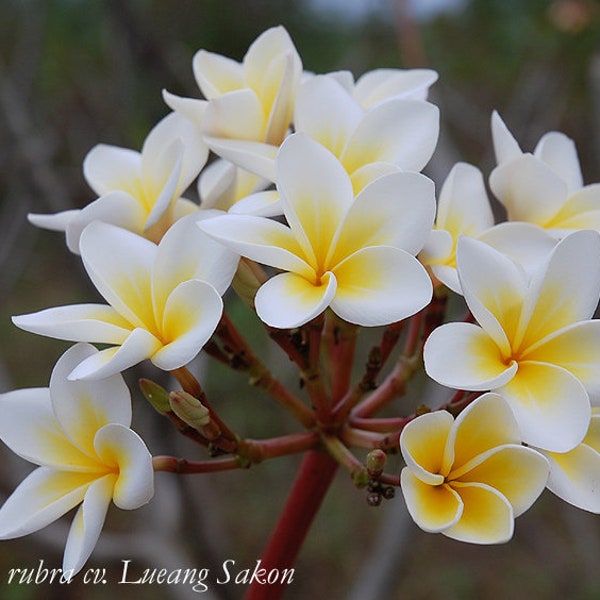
139 378 171 414
169 390 211 430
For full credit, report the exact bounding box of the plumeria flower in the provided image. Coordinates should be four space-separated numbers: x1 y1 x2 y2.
326 66 438 106
424 230 600 452
29 112 208 253
198 133 435 329
12 213 239 379
400 393 549 544
0 343 154 576
420 162 557 294
293 75 439 193
165 25 302 182
538 408 600 513
489 111 600 236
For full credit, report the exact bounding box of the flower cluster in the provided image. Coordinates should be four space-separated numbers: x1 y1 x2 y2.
3 24 600 578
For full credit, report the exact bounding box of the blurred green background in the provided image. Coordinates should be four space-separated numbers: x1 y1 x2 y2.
2 0 600 598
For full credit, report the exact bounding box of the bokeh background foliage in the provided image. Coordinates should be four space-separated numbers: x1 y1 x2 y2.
1 1 600 599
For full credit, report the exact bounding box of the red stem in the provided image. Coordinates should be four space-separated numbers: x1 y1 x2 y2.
244 449 338 600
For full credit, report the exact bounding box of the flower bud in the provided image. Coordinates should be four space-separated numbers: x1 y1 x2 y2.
139 378 171 414
231 258 267 310
366 449 387 477
169 391 211 430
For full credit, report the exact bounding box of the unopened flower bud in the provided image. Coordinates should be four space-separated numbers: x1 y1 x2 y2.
366 449 387 477
169 391 211 430
231 258 267 310
139 378 171 414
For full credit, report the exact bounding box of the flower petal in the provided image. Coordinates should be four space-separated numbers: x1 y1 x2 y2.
491 111 522 165
543 441 600 512
489 154 568 225
400 410 453 484
547 183 600 230
255 271 337 329
331 246 432 326
342 98 439 174
526 321 600 404
203 89 266 141
333 171 436 260
499 361 590 452
197 213 313 278
151 280 223 371
454 445 549 517
94 423 154 509
67 328 162 380
353 68 438 106
83 144 142 197
49 344 132 455
62 475 114 575
456 236 525 355
448 393 522 471
534 131 583 194
277 133 354 267
12 304 132 345
518 230 600 351
400 470 463 533
192 50 244 99
0 389 95 469
79 221 157 330
424 322 517 391
445 482 514 544
0 467 94 539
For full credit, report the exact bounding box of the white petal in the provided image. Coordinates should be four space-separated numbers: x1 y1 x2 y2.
79 221 157 330
197 214 313 278
192 50 244 99
152 212 238 318
342 99 439 173
499 361 591 452
430 264 462 295
294 76 364 157
456 236 525 354
62 475 113 575
202 89 265 140
141 111 208 195
436 162 494 234
478 222 557 280
50 344 132 455
83 144 142 196
228 190 282 217
94 423 154 509
489 154 568 225
518 230 600 351
534 131 583 193
334 171 436 259
0 388 94 469
424 322 518 391
491 111 522 165
255 271 337 329
151 280 223 370
543 443 600 512
353 68 438 106
331 246 432 326
0 467 93 538
277 133 354 266
28 209 80 233
65 191 147 254
12 304 132 344
162 90 207 124
68 328 162 380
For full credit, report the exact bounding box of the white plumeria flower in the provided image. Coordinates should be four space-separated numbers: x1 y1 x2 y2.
13 213 238 379
489 111 600 236
0 343 154 576
424 231 600 452
420 162 557 294
326 67 439 106
29 112 208 253
538 408 600 513
400 393 549 544
293 75 439 193
198 133 435 329
165 25 302 182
